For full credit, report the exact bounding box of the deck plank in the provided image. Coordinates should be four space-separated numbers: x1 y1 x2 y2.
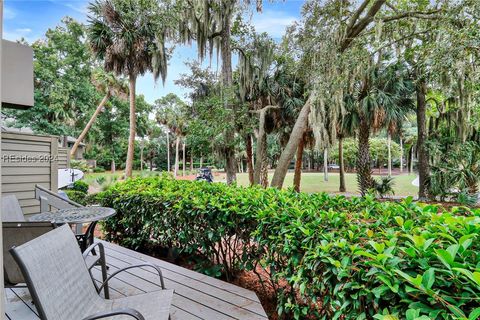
103 246 267 317
102 240 261 302
4 288 38 319
5 240 268 320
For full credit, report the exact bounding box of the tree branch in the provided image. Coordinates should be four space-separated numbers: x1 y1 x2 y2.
346 0 371 33
250 105 280 114
382 10 442 23
341 0 386 52
232 46 247 59
209 30 223 39
371 28 435 54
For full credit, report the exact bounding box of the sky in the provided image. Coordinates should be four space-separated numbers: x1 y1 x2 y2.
4 0 305 104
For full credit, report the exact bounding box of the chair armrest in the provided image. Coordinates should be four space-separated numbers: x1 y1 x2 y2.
98 263 166 293
83 242 110 299
83 242 105 261
82 307 145 320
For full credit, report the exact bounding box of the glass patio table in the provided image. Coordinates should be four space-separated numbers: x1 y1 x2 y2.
29 206 116 252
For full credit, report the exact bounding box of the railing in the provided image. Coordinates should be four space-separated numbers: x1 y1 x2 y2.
35 184 84 232
35 184 82 212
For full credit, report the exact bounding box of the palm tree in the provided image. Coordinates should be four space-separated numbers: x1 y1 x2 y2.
337 98 359 192
155 94 188 178
70 69 127 158
352 62 414 195
88 0 169 177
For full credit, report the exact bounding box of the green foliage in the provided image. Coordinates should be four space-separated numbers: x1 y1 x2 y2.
64 190 87 205
72 180 89 194
429 141 480 201
93 166 106 173
70 160 90 172
100 176 480 319
4 18 98 136
374 176 395 198
330 138 402 169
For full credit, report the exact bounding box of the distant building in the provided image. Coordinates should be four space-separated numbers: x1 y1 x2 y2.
60 136 85 160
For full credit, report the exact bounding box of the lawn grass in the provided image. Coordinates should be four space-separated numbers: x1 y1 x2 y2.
84 170 418 196
234 171 418 196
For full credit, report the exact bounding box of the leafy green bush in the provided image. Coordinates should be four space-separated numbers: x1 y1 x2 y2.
99 176 480 320
64 190 87 205
70 159 90 172
72 180 89 194
93 166 106 173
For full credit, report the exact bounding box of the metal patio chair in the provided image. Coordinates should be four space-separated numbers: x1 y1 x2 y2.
1 194 25 222
3 221 57 287
10 224 173 320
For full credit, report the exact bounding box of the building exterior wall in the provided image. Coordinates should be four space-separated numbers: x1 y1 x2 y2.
1 132 58 217
58 147 70 169
1 40 34 109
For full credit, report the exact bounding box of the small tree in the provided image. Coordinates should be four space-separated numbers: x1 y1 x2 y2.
70 69 128 157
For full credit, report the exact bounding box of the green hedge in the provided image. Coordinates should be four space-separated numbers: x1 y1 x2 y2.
99 175 480 320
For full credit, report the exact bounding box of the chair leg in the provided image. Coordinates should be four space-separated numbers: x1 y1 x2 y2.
84 222 98 254
98 244 109 299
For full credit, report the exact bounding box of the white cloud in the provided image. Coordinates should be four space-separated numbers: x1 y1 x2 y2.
15 28 32 33
3 28 33 42
64 2 89 15
251 10 297 38
4 6 16 20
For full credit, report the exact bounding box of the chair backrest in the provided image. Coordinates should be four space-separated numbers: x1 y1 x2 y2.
10 224 104 320
3 222 57 285
1 195 25 222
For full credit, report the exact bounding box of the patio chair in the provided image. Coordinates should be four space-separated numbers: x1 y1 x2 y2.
1 194 25 221
10 224 173 320
3 221 110 297
3 221 57 287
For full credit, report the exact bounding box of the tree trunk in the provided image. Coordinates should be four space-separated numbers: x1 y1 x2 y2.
323 148 328 182
221 11 237 184
200 155 203 168
357 118 374 195
140 141 144 171
71 93 110 158
190 153 194 172
416 79 429 199
174 136 180 178
409 145 414 173
399 136 403 173
246 134 254 186
339 136 346 192
150 158 153 171
111 159 116 174
271 96 313 188
260 151 269 188
254 106 278 185
387 132 392 176
293 134 305 192
125 75 137 178
182 142 186 176
166 131 171 172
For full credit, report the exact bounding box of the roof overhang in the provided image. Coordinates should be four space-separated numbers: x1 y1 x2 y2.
2 40 34 109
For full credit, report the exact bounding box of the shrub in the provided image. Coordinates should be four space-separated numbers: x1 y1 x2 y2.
72 180 89 194
374 176 395 198
70 159 90 172
93 166 106 173
99 176 480 319
64 190 87 205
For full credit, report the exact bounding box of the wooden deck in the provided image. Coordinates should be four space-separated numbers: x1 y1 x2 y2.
5 240 268 320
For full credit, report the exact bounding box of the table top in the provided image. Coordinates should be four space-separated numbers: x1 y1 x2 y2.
29 207 116 224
